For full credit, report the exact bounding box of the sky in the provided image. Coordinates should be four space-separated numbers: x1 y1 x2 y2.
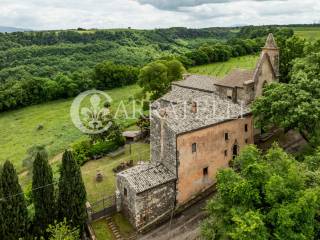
0 0 320 30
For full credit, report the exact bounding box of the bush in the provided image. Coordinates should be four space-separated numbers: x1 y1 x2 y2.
88 141 119 159
71 140 91 166
72 138 123 164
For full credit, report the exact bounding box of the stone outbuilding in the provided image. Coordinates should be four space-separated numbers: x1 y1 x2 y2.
116 163 176 230
116 33 279 231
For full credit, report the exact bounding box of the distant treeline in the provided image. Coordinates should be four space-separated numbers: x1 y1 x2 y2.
0 62 138 111
0 26 294 112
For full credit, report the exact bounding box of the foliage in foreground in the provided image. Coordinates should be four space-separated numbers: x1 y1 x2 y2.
46 219 80 240
253 39 320 146
57 150 87 234
201 144 320 240
32 150 55 236
0 161 29 239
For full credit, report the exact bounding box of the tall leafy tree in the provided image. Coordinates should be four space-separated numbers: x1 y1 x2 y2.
252 40 320 146
32 149 55 236
0 160 29 239
57 150 87 234
277 35 306 83
201 145 320 240
138 59 185 100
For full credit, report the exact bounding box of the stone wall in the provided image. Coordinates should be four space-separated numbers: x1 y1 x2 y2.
116 175 176 230
134 181 176 229
116 175 136 225
254 57 277 97
215 85 248 104
176 115 254 205
150 113 177 174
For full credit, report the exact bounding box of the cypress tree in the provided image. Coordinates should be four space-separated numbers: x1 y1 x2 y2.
32 150 55 236
57 150 87 234
0 160 29 239
0 166 4 238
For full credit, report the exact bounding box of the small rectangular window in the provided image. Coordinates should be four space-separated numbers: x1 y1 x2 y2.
245 124 248 132
203 167 208 176
224 150 228 157
124 188 127 197
245 138 249 144
225 132 229 141
227 89 233 99
192 143 197 153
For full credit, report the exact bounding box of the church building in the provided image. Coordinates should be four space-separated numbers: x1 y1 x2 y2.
116 33 279 231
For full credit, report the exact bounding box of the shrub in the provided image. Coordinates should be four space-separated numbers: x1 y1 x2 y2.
88 141 119 159
71 140 91 166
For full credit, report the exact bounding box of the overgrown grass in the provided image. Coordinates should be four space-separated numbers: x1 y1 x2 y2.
0 85 143 172
189 55 259 77
81 143 150 203
112 213 135 238
91 219 113 240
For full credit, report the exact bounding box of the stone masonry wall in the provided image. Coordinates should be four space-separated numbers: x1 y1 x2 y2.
134 181 176 229
116 175 136 226
150 113 177 174
254 57 277 97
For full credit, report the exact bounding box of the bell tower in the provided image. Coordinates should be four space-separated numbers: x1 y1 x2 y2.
262 33 280 77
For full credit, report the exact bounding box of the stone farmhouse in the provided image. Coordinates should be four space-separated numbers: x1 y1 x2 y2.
116 34 279 231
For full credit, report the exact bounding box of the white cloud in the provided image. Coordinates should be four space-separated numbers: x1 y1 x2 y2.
0 0 319 30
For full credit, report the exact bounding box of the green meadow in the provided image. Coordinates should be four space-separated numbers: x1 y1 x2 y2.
189 55 259 77
293 27 320 41
0 85 143 172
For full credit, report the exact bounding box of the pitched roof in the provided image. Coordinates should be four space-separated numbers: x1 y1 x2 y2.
172 74 218 93
264 33 278 49
214 69 255 88
117 163 176 193
253 51 277 80
154 86 251 134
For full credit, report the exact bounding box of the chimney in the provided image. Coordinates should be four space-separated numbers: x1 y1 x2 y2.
191 101 197 113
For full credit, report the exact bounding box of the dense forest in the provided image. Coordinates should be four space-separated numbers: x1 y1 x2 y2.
0 26 293 112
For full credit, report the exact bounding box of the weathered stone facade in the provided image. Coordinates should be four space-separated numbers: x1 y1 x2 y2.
116 163 176 229
115 33 279 231
150 114 177 174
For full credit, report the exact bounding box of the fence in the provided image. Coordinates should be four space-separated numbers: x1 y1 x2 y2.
87 194 117 222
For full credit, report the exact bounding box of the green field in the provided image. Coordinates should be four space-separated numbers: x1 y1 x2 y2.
189 55 259 77
0 85 143 172
81 143 150 203
293 27 320 41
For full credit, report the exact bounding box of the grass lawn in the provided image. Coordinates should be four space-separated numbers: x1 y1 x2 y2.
81 142 150 203
0 84 143 172
112 213 135 238
293 27 320 41
91 219 113 240
189 55 259 77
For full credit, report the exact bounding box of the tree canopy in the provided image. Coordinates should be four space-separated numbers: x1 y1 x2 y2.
57 150 87 233
138 59 185 100
0 161 29 239
202 144 320 240
32 149 55 236
252 39 320 146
